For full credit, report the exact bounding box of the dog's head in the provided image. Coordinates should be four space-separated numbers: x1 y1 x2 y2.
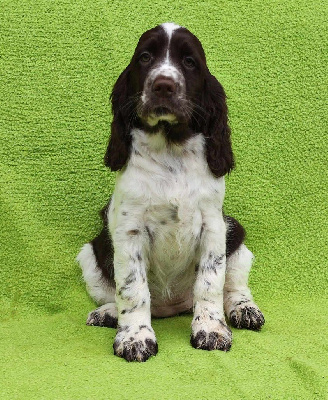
105 23 234 177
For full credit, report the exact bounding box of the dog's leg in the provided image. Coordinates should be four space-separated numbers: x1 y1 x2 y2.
111 218 157 362
224 244 265 330
191 213 232 351
77 242 115 305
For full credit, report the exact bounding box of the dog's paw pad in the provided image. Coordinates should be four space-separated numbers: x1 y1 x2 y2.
229 305 265 331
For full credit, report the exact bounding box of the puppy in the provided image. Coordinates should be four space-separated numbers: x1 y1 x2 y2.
77 22 265 362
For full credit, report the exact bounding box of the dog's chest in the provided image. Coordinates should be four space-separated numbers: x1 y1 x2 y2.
143 191 203 299
111 131 225 299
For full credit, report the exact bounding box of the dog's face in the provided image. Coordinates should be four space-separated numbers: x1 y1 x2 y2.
130 23 207 127
105 23 234 177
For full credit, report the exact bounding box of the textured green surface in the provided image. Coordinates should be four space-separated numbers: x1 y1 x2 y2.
1 0 327 399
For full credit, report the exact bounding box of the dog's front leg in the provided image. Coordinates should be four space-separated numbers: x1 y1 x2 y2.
191 211 232 351
111 212 157 362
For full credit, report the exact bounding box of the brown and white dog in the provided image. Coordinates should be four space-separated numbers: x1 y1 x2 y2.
77 22 264 362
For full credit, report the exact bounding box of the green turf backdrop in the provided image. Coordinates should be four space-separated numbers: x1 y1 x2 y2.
0 0 327 399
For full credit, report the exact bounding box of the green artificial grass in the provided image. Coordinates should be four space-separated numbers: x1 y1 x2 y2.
0 0 327 399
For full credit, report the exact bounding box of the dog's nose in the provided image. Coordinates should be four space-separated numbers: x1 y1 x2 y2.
152 77 176 98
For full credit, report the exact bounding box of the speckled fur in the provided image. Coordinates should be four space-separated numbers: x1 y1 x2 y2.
77 22 264 362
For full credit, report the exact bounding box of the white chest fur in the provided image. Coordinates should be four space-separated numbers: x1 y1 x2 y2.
108 128 225 301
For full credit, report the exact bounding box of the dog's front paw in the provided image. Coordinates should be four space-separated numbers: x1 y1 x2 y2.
113 324 158 362
191 317 232 351
229 304 265 331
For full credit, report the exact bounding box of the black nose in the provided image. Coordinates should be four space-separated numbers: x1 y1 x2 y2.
152 77 176 98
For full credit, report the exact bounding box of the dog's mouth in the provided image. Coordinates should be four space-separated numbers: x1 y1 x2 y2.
138 101 189 128
153 106 172 116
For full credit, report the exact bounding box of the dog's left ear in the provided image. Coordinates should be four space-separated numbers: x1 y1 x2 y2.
104 66 132 171
201 73 234 177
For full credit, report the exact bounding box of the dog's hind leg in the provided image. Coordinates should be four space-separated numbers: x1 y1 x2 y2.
224 243 265 331
77 240 117 328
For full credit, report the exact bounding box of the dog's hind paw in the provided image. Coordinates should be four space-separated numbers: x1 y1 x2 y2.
86 303 118 328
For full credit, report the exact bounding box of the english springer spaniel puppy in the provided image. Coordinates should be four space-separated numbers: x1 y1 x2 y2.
77 22 265 362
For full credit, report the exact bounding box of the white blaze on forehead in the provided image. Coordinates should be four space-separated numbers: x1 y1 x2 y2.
161 22 181 65
161 22 181 40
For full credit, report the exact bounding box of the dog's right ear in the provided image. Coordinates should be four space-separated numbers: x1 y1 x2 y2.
104 66 132 171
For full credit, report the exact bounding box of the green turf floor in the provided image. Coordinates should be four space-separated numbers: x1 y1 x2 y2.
1 0 327 398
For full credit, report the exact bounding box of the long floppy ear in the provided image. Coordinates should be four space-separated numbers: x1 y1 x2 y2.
104 66 132 170
201 73 234 177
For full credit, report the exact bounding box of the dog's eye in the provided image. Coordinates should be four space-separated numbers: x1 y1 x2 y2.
139 52 152 64
183 56 196 69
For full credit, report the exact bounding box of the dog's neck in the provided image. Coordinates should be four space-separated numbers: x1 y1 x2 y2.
133 118 198 148
130 127 204 156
